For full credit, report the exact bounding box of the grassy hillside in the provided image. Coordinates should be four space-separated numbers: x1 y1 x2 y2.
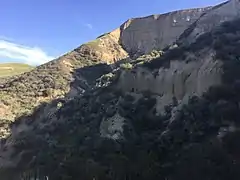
0 63 34 77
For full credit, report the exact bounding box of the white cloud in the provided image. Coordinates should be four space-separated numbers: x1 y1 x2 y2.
84 23 93 29
0 40 55 65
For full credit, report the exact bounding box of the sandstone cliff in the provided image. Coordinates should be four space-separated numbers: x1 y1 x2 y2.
3 16 240 178
2 1 240 180
0 4 214 123
120 7 211 56
180 0 240 43
117 49 222 113
70 6 212 63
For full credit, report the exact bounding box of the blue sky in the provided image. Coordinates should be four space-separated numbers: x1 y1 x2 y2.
0 0 225 65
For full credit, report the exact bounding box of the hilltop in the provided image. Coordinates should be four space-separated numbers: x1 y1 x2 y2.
0 63 33 78
1 0 240 179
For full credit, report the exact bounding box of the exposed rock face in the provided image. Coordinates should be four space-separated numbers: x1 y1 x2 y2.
117 49 222 112
76 0 240 62
120 7 211 56
0 1 229 123
3 1 240 180
182 0 240 43
71 7 212 63
100 113 126 140
76 7 212 63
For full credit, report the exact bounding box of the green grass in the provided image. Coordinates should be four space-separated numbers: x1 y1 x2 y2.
85 39 101 50
0 63 34 77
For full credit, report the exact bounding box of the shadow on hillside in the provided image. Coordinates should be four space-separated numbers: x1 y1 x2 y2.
3 17 240 178
7 61 117 127
0 52 138 177
2 17 240 179
0 59 126 179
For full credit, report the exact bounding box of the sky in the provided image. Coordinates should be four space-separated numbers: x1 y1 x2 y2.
0 0 225 65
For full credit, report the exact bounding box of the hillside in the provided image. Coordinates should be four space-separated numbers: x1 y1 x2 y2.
0 63 33 78
2 16 240 180
1 0 240 179
0 4 214 123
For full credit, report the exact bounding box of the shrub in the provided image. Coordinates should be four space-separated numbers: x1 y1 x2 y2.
120 63 133 70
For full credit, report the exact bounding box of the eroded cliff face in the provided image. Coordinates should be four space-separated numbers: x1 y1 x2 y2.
119 7 211 56
0 1 226 123
63 1 240 65
182 0 240 43
116 49 222 113
52 0 240 65
74 6 213 62
2 1 240 179
81 0 240 62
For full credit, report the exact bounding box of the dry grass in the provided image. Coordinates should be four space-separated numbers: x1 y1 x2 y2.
0 63 34 77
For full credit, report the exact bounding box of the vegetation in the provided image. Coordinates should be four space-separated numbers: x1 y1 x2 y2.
85 39 102 51
120 63 133 69
2 18 240 180
136 49 163 61
3 11 240 180
0 63 33 77
131 49 164 66
0 61 70 122
0 48 112 123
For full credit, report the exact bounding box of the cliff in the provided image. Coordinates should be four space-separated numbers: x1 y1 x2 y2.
180 0 240 43
0 4 212 123
2 1 240 179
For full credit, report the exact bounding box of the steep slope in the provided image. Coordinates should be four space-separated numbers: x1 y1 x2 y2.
0 5 214 123
83 6 212 60
120 7 211 57
179 0 240 43
1 7 240 180
3 1 240 179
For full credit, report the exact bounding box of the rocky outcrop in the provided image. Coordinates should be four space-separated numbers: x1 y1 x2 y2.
3 1 240 179
117 49 222 112
70 7 210 63
120 7 211 56
0 0 225 123
74 7 211 63
79 0 240 61
100 113 126 140
181 0 240 43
